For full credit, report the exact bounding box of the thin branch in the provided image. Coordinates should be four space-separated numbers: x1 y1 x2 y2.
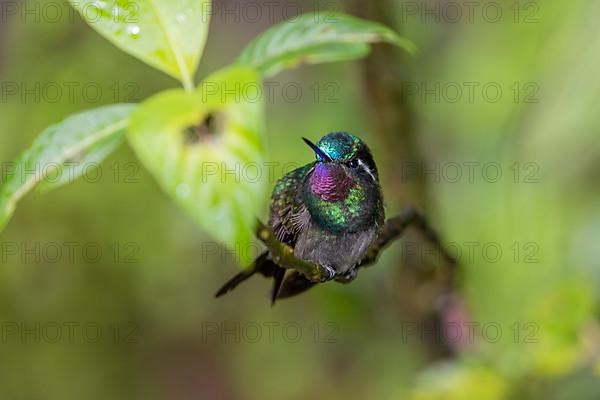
254 220 329 282
255 208 457 285
359 208 457 269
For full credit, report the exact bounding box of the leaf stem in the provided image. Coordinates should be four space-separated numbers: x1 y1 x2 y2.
145 0 196 92
181 73 195 92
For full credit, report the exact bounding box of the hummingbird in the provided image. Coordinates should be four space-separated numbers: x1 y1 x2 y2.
216 131 385 303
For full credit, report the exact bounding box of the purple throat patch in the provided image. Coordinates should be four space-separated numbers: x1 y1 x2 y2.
309 163 355 202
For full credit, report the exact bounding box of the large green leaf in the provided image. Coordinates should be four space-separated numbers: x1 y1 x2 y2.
70 0 211 88
128 66 266 265
237 12 415 77
0 104 136 231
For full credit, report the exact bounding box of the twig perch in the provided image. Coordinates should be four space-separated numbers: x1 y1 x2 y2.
254 220 328 282
255 207 457 283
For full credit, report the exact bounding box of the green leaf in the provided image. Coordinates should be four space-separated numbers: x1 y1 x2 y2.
237 12 415 77
36 130 125 193
128 66 266 265
0 104 136 232
70 0 211 89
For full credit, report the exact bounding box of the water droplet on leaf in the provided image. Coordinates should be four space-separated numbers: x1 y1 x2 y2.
176 183 191 198
127 25 140 38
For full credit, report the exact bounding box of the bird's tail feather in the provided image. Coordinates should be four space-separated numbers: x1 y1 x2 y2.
277 271 317 299
215 252 280 298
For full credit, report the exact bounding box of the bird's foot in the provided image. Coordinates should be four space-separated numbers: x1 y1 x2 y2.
319 264 336 282
335 268 357 284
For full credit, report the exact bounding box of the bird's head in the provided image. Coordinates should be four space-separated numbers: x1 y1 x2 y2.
299 132 383 232
303 131 379 180
302 132 379 203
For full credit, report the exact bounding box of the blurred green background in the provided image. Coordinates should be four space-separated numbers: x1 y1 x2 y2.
1 0 599 398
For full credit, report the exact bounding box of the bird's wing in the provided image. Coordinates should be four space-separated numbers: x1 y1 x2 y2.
269 163 314 247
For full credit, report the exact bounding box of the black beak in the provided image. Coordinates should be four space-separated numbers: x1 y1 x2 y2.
302 137 331 162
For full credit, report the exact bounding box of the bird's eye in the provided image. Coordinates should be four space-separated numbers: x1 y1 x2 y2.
347 159 359 168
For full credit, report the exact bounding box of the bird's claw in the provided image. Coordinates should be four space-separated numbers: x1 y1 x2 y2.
319 264 336 282
335 268 357 283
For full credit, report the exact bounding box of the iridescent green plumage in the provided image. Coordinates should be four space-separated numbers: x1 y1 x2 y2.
269 132 384 268
316 132 362 161
217 132 385 301
303 182 370 234
269 163 314 245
